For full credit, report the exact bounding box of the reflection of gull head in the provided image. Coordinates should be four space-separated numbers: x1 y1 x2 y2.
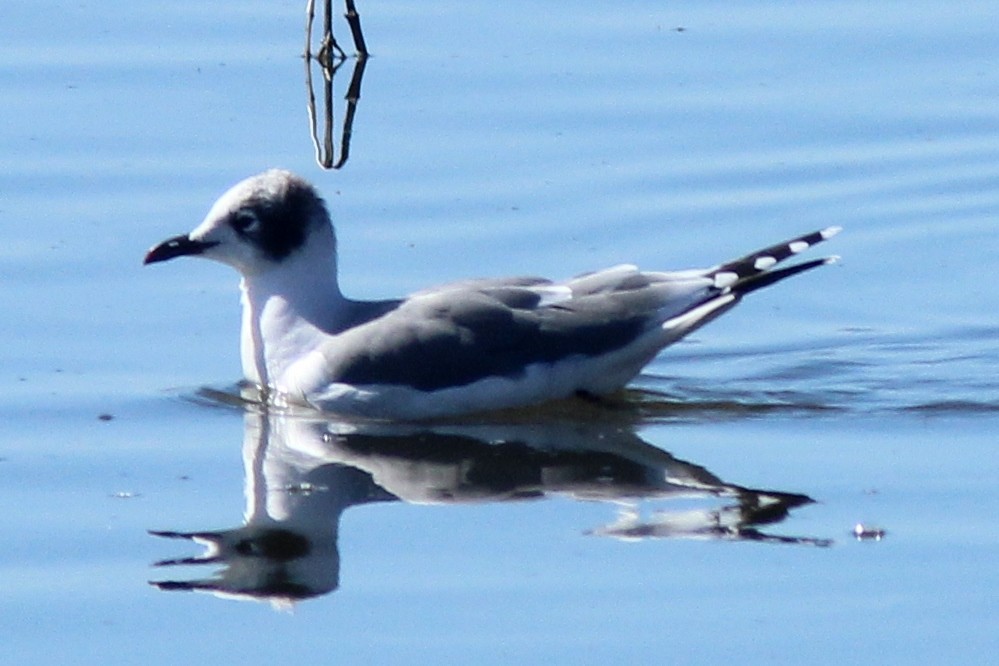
149 413 394 607
150 522 338 608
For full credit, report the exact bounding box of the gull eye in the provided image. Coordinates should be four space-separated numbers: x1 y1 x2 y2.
230 210 260 235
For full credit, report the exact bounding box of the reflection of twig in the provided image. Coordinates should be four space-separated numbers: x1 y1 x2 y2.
305 0 368 61
305 55 335 169
335 55 367 169
304 53 368 170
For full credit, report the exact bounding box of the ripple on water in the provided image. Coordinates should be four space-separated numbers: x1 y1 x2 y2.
641 324 999 418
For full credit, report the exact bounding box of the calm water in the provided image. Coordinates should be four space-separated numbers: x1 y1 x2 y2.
2 1 997 663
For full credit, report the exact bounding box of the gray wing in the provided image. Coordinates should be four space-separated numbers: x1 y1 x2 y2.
318 226 839 392
321 268 712 392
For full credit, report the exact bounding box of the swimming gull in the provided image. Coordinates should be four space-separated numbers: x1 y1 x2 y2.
144 169 840 420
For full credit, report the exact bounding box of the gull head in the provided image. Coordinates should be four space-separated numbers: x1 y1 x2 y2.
144 169 332 276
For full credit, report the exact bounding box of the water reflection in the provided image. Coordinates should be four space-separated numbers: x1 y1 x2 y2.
304 53 367 170
150 409 830 606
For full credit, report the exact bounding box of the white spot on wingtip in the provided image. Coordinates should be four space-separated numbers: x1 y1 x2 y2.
535 285 573 307
788 240 809 253
712 271 739 288
824 255 841 265
754 256 777 270
821 226 843 239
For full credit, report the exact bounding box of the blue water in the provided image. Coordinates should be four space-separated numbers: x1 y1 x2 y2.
1 1 997 663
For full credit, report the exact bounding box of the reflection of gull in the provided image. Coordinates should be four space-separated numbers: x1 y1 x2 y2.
151 410 828 606
144 169 840 420
314 420 735 505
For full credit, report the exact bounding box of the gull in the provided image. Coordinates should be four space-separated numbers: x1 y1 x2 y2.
144 169 839 420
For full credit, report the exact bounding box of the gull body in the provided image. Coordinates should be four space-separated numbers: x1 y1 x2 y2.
145 170 839 420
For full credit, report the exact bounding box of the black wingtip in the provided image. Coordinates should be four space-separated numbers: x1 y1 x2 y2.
732 256 837 296
710 226 842 285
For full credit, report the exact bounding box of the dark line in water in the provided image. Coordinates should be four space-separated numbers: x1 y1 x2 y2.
900 400 999 415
